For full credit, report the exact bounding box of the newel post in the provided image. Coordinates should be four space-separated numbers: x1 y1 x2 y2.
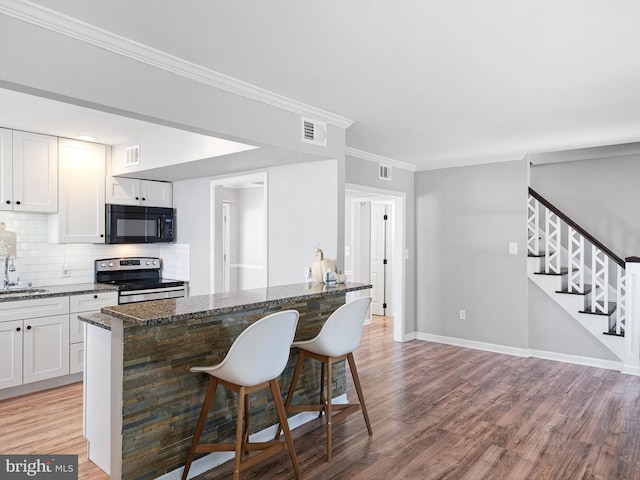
623 257 640 375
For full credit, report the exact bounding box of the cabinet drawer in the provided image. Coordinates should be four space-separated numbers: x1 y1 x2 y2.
0 296 70 322
70 292 117 313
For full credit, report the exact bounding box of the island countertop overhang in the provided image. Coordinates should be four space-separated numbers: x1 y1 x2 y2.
81 282 371 329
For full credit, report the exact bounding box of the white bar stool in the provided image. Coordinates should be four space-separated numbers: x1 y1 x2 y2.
181 310 302 480
278 296 373 462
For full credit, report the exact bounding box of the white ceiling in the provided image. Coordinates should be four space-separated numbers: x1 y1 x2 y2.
8 1 640 170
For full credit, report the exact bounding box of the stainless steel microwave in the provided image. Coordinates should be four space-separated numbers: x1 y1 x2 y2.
105 204 175 244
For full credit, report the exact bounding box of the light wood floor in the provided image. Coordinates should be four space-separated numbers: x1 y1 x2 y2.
3 314 640 479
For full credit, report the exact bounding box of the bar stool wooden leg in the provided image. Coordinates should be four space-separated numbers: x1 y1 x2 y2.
233 386 246 480
276 350 305 440
182 378 218 480
242 394 250 452
319 362 326 418
347 352 372 436
326 358 333 462
270 379 302 479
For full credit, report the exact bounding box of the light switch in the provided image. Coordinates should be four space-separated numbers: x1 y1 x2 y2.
509 242 518 255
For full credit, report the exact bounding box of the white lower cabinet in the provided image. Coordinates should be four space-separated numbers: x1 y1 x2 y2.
0 296 70 389
0 319 22 389
0 292 117 391
23 314 70 384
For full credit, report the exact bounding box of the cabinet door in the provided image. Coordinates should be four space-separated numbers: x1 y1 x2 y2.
105 176 140 205
0 320 22 389
0 128 12 212
12 131 58 212
69 342 84 375
140 180 172 207
69 313 86 344
55 139 106 243
22 314 69 384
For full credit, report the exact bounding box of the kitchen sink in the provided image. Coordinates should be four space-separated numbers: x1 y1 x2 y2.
0 288 49 294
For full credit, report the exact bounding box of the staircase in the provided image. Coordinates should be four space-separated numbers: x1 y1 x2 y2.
527 188 627 364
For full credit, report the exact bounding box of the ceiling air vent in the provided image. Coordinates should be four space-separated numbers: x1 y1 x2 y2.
379 164 392 181
301 117 327 147
124 145 140 166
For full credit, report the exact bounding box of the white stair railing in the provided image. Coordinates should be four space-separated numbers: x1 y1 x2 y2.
528 188 626 337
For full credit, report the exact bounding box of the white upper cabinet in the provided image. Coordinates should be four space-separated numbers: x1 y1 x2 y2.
106 177 172 208
3 130 58 213
49 139 106 243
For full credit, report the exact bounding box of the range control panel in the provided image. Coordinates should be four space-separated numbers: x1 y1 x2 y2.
95 257 161 272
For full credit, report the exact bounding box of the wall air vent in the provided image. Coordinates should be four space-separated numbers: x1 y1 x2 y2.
124 145 140 166
301 117 327 147
379 164 392 181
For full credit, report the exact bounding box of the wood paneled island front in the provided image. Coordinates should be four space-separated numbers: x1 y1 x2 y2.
79 282 371 480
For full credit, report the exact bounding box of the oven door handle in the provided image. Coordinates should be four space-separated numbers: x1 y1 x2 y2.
121 286 186 296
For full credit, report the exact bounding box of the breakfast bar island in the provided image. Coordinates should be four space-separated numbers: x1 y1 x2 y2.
79 282 371 480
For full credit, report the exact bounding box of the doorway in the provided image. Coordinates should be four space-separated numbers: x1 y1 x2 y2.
345 185 405 342
211 173 268 293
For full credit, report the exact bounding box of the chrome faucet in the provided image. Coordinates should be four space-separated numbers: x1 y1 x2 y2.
3 256 16 290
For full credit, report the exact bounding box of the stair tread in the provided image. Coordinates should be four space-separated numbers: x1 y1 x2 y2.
534 267 568 276
579 302 617 316
603 330 625 338
555 285 593 295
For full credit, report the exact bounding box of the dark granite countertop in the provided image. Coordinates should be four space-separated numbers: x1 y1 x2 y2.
81 282 371 330
0 282 118 302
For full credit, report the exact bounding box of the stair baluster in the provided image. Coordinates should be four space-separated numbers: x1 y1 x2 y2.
590 246 609 315
544 209 561 274
568 226 584 294
527 195 539 256
616 265 627 336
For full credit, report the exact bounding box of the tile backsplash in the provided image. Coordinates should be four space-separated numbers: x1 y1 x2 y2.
0 212 189 287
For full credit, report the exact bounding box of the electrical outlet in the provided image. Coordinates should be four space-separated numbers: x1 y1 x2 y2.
509 242 518 255
459 309 466 320
61 264 70 278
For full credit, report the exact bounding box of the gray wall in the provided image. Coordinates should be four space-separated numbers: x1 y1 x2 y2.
530 154 640 258
345 155 416 335
414 160 529 348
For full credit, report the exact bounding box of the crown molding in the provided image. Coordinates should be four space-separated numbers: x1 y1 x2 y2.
345 146 416 172
415 153 525 171
0 0 354 129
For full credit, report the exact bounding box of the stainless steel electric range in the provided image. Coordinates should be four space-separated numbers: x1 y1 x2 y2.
95 257 187 304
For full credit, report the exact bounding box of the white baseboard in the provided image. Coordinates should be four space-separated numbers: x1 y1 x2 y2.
416 332 529 357
529 349 623 371
621 364 640 376
158 393 348 480
402 332 417 342
0 372 83 401
410 332 625 371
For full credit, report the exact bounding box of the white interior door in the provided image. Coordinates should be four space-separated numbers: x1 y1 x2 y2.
370 203 392 316
222 202 231 293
